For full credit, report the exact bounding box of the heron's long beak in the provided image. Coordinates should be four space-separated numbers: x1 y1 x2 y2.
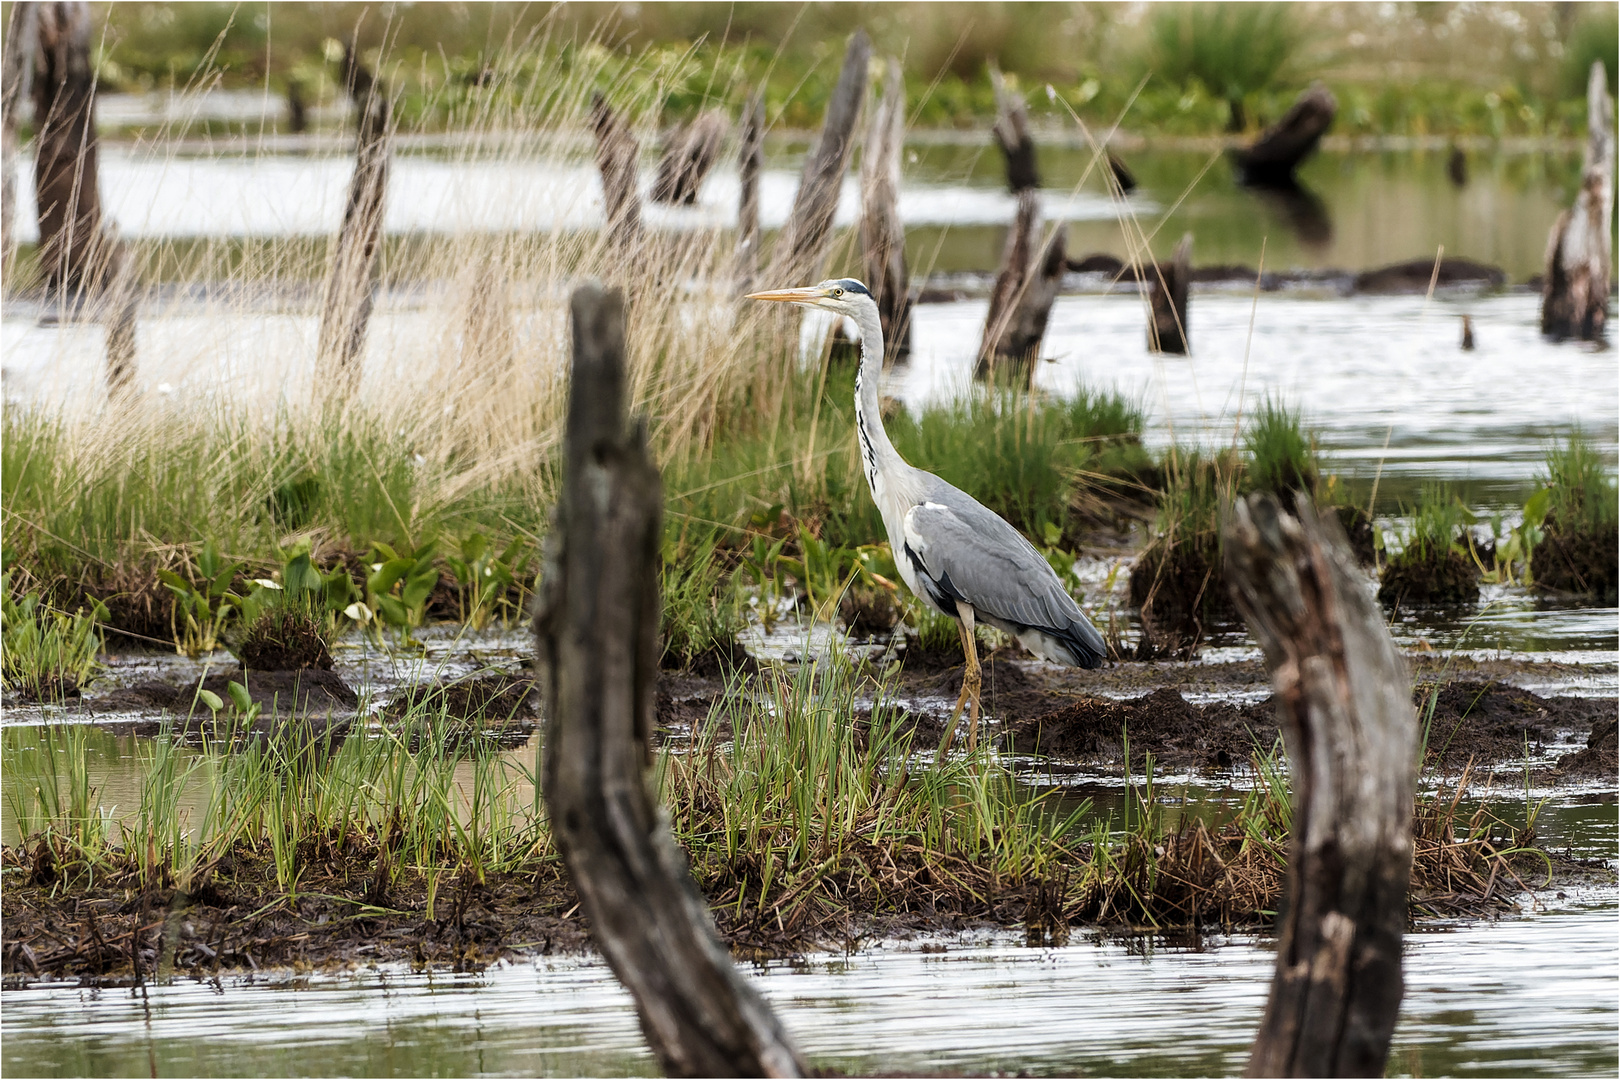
745 286 828 305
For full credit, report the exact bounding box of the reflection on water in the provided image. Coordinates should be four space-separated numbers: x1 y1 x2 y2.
2 907 1613 1078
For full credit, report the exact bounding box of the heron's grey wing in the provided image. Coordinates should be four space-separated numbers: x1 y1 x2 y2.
900 488 1106 668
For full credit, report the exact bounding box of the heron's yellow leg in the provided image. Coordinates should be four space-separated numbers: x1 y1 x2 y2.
934 604 979 766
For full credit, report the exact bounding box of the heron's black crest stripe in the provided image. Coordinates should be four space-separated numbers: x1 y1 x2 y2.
833 278 872 297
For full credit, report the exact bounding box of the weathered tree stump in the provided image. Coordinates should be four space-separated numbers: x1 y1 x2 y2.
1232 83 1336 187
286 79 307 134
734 90 764 292
1460 314 1474 351
1540 61 1613 342
318 44 391 391
989 65 1037 193
1446 144 1467 188
860 57 910 364
1223 493 1416 1079
535 282 807 1080
2 1 38 281
589 93 642 252
767 29 870 286
651 109 727 206
1148 233 1191 354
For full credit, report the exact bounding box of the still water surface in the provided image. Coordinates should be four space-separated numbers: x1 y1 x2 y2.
3 906 1614 1078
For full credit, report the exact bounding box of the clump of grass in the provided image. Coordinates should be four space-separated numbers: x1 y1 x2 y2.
1378 484 1481 606
1530 433 1618 602
1 575 104 702
233 604 333 672
1127 449 1237 657
1242 396 1317 500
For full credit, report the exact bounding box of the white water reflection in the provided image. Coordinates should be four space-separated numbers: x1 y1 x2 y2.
3 906 1614 1077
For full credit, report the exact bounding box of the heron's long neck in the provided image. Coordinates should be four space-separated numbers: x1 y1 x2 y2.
851 301 907 494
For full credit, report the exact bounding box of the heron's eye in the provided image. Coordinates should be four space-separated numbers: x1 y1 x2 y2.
832 287 844 297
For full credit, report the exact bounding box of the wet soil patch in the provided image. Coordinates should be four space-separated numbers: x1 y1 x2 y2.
1379 548 1480 606
380 673 537 729
1532 519 1619 605
234 608 333 672
1128 542 1232 657
1004 687 1277 769
1555 717 1619 779
664 639 757 678
84 668 358 735
1417 679 1615 768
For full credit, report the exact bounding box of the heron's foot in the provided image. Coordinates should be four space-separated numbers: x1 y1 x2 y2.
963 668 984 754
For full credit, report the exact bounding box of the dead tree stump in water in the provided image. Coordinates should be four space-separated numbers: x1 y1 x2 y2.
860 57 910 364
535 282 808 1080
2 1 38 282
318 44 391 391
1148 233 1192 354
1540 61 1613 342
1223 493 1416 1079
652 109 727 206
977 68 1064 378
767 29 869 286
734 91 765 292
1232 83 1336 187
590 93 642 251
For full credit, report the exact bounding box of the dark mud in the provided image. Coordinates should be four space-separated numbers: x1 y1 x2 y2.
380 673 537 727
234 608 333 672
1379 548 1481 606
83 668 357 739
1532 518 1620 605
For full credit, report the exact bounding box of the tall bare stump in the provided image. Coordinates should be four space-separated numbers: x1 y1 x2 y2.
1148 233 1191 354
2 2 38 283
1223 493 1416 1079
652 109 727 206
1232 83 1336 187
1540 61 1613 342
734 91 764 292
977 67 1064 377
860 58 910 364
589 93 642 253
767 29 870 287
535 282 807 1079
318 45 391 391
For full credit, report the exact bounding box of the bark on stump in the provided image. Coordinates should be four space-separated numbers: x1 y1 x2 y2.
535 282 807 1080
1148 233 1191 354
318 45 391 391
1540 61 1613 342
767 29 869 287
590 93 642 252
651 109 727 206
733 90 764 293
1232 83 1336 187
860 57 911 364
1223 493 1416 1079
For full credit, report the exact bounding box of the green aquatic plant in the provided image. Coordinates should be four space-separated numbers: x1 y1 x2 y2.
1529 433 1618 602
0 575 105 702
1242 396 1317 500
1379 485 1481 606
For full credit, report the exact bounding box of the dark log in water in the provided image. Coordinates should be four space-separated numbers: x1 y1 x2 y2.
1540 61 1613 342
1224 494 1416 1079
1231 83 1336 186
989 65 1038 193
860 57 911 364
734 90 764 292
1447 144 1467 188
1 2 37 279
318 44 391 389
770 30 870 286
588 93 642 251
535 282 807 1080
1107 151 1137 195
1460 314 1475 351
651 109 727 206
1353 256 1505 294
1148 233 1191 354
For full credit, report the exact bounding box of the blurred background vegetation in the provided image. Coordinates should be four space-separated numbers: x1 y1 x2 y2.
24 1 1615 139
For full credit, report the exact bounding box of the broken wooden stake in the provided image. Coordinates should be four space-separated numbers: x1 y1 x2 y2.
1223 493 1416 1079
536 281 807 1079
589 93 643 252
1540 61 1613 342
860 57 911 364
652 109 727 206
734 90 765 292
318 44 391 391
768 29 870 286
989 65 1037 193
1148 233 1192 354
1232 83 1336 187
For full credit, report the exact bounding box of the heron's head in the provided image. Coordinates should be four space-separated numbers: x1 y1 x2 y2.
746 278 873 316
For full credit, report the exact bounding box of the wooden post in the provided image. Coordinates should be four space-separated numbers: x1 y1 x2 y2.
318 44 391 390
536 282 807 1080
1232 83 1336 187
652 109 727 206
767 29 870 287
734 90 764 293
859 57 910 364
1540 61 1613 342
988 65 1037 194
1148 233 1191 354
2 2 38 283
1223 493 1416 1079
589 93 642 252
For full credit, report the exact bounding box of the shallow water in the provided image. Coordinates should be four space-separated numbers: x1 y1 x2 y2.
2 904 1614 1078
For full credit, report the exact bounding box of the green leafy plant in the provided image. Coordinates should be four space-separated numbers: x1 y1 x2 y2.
363 540 442 639
1 574 105 701
156 540 244 657
444 532 531 630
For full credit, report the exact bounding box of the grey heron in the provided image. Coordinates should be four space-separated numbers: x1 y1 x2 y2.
748 278 1106 759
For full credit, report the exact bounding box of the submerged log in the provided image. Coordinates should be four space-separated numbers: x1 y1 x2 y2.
536 282 807 1079
318 44 391 389
860 57 911 364
1540 61 1613 342
2 1 37 280
1224 493 1416 1079
589 93 642 251
989 65 1037 193
734 90 764 292
1148 233 1191 354
1232 83 1336 187
651 109 727 206
768 29 870 286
